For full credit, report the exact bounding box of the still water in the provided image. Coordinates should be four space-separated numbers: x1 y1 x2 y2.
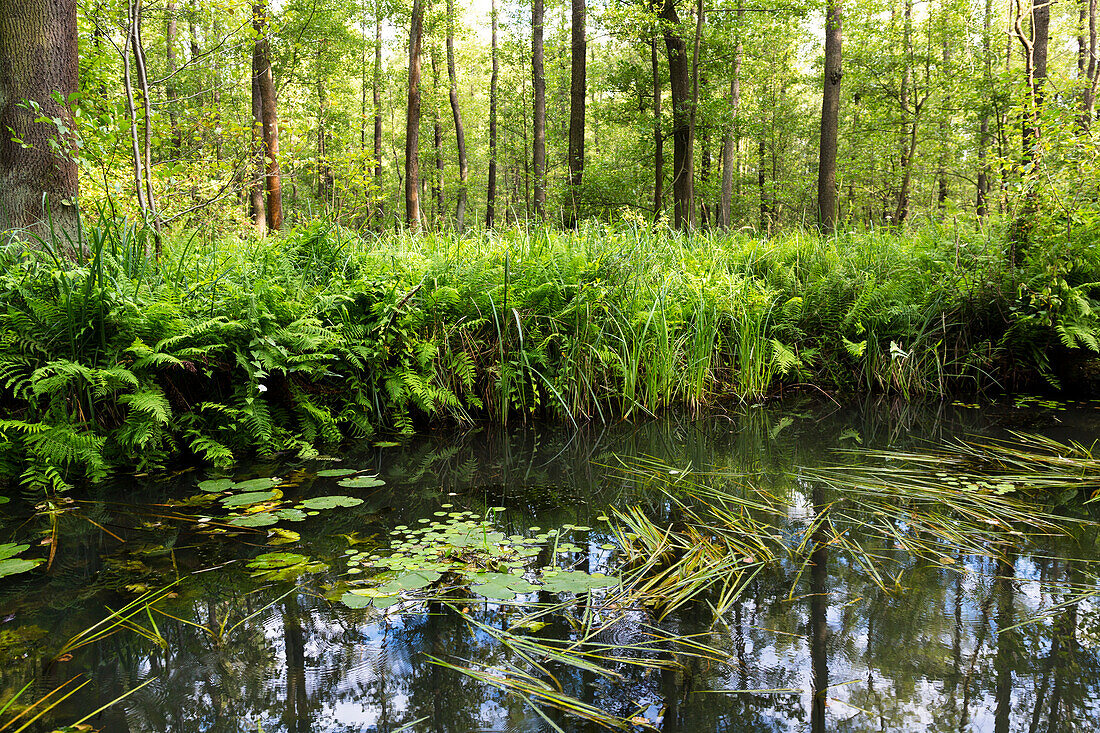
1 398 1099 732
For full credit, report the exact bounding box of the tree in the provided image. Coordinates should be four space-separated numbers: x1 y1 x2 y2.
0 0 80 242
445 0 469 230
253 0 283 232
567 0 586 225
718 4 742 229
406 0 424 228
817 0 843 230
532 0 547 220
659 0 693 230
486 0 499 227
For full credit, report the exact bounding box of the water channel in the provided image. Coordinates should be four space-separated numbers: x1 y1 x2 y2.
1 398 1099 731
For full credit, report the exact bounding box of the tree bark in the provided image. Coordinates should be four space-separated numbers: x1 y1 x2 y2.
250 39 266 234
253 1 282 231
719 4 742 229
430 47 444 225
0 0 80 242
166 1 180 152
532 0 547 220
405 0 424 228
567 0 586 226
817 0 843 230
651 34 664 217
316 41 332 203
659 0 693 230
445 0 468 230
488 0 501 228
1080 0 1099 127
977 0 992 217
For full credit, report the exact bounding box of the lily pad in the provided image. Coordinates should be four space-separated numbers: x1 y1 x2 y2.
341 591 376 609
470 572 535 600
229 512 278 528
234 478 282 491
316 469 358 478
276 508 308 522
198 478 234 493
377 569 441 594
0 544 40 579
221 489 282 508
247 552 311 569
539 571 618 594
299 495 364 510
337 476 386 489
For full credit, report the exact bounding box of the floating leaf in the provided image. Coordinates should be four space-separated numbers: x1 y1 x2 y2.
276 508 308 522
373 441 401 448
299 495 364 510
221 489 282 508
316 469 358 478
470 572 535 600
338 476 385 489
229 512 278 528
341 592 375 609
378 570 441 594
0 545 40 578
268 528 301 545
539 571 618 594
234 478 281 491
247 552 310 569
198 478 234 493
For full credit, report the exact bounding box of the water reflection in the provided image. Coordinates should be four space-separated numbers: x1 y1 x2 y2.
2 400 1100 731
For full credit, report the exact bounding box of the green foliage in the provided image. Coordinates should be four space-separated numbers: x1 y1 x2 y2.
1 218 1096 487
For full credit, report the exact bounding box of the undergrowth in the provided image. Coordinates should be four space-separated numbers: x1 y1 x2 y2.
0 218 1097 490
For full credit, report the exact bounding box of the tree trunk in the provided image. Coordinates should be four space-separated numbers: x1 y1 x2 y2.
250 42 266 235
0 0 80 242
1080 0 1099 127
567 0 586 226
487 0 499 227
977 0 992 218
253 1 282 231
758 137 767 231
659 0 693 230
651 35 664 217
430 48 444 225
937 7 951 211
165 1 180 152
532 0 547 220
132 0 161 242
719 4 742 229
405 0 424 228
445 0 468 230
317 41 333 203
373 2 383 219
817 0 843 230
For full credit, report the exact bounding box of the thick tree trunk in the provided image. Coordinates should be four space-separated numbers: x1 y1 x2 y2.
445 0 468 230
651 36 664 217
659 0 693 230
0 0 80 242
405 0 424 228
719 5 742 229
817 0 843 230
1080 0 1099 127
486 0 499 227
532 0 547 220
250 45 266 235
253 1 282 231
567 0 586 226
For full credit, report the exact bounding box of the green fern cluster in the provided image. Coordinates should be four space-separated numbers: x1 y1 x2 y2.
1 217 1096 490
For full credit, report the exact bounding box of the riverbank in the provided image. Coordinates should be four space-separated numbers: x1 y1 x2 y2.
1 220 1097 488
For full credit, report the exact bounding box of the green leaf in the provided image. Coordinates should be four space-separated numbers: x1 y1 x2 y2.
316 468 358 478
341 592 375 609
234 478 281 491
539 571 618 594
247 552 310 569
221 489 282 508
299 495 364 510
0 558 41 578
337 476 385 489
229 512 278 527
198 478 234 493
0 543 30 561
276 508 308 521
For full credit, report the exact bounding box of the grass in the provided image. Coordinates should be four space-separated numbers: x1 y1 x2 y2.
1 217 1098 487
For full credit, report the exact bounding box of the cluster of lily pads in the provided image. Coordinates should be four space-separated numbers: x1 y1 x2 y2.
0 543 41 579
340 508 617 609
195 471 376 530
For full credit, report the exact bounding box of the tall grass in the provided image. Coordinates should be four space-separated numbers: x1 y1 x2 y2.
0 217 1097 486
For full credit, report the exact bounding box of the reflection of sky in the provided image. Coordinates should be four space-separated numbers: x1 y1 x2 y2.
7 404 1100 731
